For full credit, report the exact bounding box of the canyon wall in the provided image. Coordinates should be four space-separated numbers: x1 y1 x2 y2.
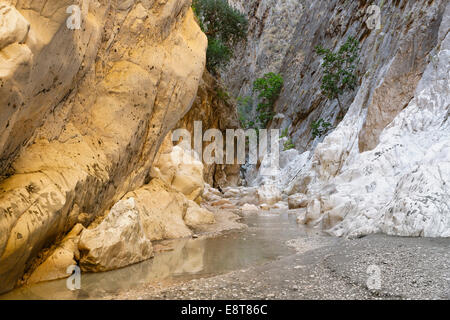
0 0 207 293
224 0 449 237
177 71 241 188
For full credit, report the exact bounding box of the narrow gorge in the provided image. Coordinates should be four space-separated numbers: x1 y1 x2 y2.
0 0 449 301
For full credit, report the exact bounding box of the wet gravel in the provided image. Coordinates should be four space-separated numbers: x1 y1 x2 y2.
112 234 450 300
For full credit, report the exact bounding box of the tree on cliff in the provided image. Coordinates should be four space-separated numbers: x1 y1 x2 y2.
193 0 248 73
315 36 360 112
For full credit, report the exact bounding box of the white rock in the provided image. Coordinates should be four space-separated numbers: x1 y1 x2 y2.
257 184 282 205
241 203 259 214
78 198 153 272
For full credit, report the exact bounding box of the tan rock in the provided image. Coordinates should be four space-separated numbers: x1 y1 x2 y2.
184 201 215 228
125 179 193 241
152 141 205 202
27 224 84 284
257 184 282 206
0 1 207 293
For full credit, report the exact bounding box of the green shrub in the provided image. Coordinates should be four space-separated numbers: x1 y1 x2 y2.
315 36 360 111
193 0 248 73
311 119 332 138
253 72 284 128
280 127 289 138
283 139 295 151
206 37 231 72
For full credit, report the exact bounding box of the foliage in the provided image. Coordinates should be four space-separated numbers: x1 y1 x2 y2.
283 139 295 151
216 87 231 103
193 0 248 73
205 38 232 72
280 127 289 138
252 72 284 128
311 119 332 138
315 36 360 111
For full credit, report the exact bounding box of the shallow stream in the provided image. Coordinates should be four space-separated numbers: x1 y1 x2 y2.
1 212 321 300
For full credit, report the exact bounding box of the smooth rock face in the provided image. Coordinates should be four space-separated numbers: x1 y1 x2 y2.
0 0 206 293
78 198 153 272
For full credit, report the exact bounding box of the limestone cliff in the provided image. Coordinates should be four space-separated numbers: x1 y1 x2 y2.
224 0 449 238
177 71 241 188
0 0 207 293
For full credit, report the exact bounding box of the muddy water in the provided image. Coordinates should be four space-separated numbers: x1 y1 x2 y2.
1 212 322 300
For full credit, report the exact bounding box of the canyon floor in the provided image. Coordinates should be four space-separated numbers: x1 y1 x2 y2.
1 202 449 300
111 229 450 300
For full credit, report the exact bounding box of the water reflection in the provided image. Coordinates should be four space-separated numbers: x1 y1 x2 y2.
1 213 319 300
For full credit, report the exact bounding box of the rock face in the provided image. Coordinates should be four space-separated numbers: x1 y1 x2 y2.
0 0 207 293
77 140 216 272
224 1 450 238
151 135 205 203
177 71 241 187
26 224 84 284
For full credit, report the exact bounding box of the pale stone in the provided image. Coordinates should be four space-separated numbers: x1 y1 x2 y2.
78 198 153 272
257 184 282 205
241 204 259 214
152 144 205 201
125 179 193 241
288 194 308 209
272 201 289 210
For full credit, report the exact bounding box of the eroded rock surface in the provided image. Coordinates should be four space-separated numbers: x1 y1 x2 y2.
0 0 206 293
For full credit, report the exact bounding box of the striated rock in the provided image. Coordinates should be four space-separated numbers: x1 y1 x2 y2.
0 0 207 293
227 0 449 238
303 4 450 238
78 198 153 272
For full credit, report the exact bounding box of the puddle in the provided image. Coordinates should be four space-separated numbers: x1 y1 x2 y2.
1 212 322 300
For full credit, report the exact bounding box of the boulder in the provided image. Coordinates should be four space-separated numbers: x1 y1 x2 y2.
288 194 309 209
241 204 259 214
78 198 153 272
184 201 215 228
257 184 282 205
125 179 193 241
